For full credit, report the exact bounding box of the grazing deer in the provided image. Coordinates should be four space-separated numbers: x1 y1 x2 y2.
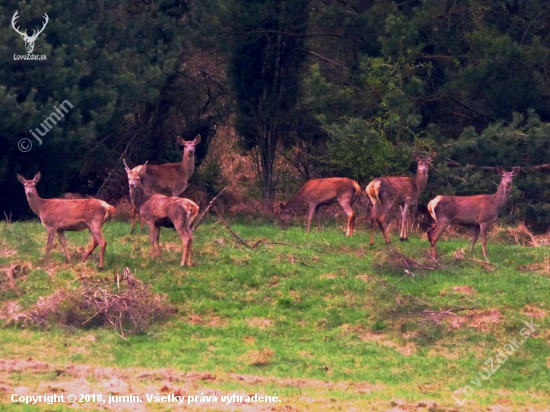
124 160 199 266
279 178 361 236
366 153 436 244
130 134 201 233
427 166 521 262
17 172 115 270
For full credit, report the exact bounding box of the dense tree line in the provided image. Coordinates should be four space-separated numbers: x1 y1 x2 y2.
1 0 549 230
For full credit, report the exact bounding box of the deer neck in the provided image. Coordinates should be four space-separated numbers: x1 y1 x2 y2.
415 170 429 195
26 188 45 217
494 180 512 209
130 184 151 210
285 192 304 213
182 152 195 176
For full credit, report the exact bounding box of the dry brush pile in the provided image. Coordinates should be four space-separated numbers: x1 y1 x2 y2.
6 268 176 338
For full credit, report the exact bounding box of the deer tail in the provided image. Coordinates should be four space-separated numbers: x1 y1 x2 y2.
365 179 382 207
100 201 116 221
427 196 441 223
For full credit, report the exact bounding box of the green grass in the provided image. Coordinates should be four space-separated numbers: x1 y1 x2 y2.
0 218 549 410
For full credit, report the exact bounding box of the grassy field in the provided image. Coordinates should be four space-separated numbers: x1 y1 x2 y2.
0 217 549 411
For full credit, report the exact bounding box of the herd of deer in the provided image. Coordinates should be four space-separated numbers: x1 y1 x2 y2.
16 139 522 270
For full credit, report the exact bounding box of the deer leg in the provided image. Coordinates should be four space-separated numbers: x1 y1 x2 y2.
85 223 107 270
400 203 410 241
82 236 98 262
56 230 70 263
186 234 193 266
131 207 138 234
369 206 377 245
155 226 162 257
175 224 193 266
480 223 491 262
428 220 450 259
376 214 390 244
471 226 481 256
306 204 316 233
44 228 57 262
315 205 323 232
339 202 355 237
148 224 158 257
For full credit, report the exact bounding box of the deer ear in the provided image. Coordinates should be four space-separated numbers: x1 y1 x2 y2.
177 136 185 146
17 174 25 183
495 166 504 175
33 172 41 183
194 134 201 144
512 166 522 176
429 152 436 162
139 161 148 176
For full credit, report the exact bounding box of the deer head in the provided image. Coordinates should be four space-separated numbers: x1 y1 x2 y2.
414 152 436 176
12 11 49 54
17 172 41 197
279 202 292 230
176 134 201 159
123 160 148 189
495 166 521 188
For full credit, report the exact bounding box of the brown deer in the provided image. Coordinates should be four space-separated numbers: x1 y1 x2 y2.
279 178 361 236
366 153 436 244
17 172 115 270
130 134 201 233
427 166 521 262
124 160 199 266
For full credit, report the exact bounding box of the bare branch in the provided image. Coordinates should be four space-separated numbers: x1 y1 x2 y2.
192 187 227 232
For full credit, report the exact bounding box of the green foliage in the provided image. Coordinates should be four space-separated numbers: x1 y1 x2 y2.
227 0 311 200
431 110 550 231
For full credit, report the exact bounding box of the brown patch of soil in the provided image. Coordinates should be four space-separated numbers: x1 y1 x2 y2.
444 308 502 332
451 285 476 295
358 332 417 356
522 305 547 319
245 317 272 329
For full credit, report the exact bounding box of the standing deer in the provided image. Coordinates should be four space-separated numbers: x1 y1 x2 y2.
366 153 436 244
17 172 114 270
427 166 521 262
130 134 201 233
279 178 361 236
124 160 199 266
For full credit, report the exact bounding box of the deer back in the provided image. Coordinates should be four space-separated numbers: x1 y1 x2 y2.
39 198 113 230
140 163 189 195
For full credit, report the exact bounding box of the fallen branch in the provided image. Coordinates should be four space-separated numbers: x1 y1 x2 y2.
192 187 227 232
251 239 298 249
214 207 253 249
213 208 298 250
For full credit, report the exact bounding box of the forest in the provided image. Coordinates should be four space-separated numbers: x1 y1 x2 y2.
1 0 550 230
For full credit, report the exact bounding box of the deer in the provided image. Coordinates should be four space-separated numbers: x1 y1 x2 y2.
130 134 201 234
12 11 49 54
427 166 521 262
124 160 199 266
279 178 362 236
17 172 115 270
366 153 436 244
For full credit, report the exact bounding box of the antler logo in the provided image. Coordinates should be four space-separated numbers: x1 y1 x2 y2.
11 11 49 54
